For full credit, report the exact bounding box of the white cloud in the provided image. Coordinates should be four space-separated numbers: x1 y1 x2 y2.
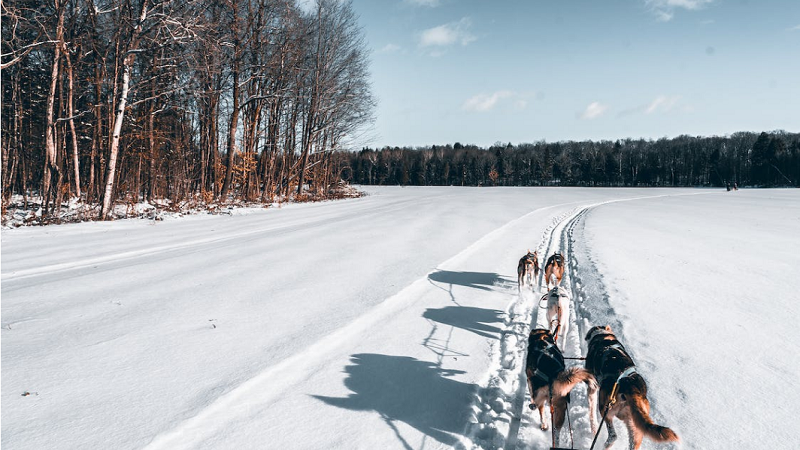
790 24 800 31
646 0 714 21
419 18 476 48
462 91 514 112
406 0 441 6
655 10 674 22
618 95 684 117
378 43 401 54
580 102 608 120
645 95 681 114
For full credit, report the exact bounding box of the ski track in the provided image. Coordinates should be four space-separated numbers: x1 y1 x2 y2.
1 195 425 284
141 201 579 450
465 191 713 450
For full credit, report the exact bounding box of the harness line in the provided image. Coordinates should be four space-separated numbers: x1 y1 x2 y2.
589 366 637 450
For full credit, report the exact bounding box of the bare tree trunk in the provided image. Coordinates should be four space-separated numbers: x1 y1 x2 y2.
43 0 65 214
64 50 81 198
147 106 156 202
220 0 240 199
101 0 148 219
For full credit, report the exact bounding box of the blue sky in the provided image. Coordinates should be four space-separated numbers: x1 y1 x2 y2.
346 0 799 147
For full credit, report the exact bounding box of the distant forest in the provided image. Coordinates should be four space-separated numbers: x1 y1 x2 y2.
346 131 799 188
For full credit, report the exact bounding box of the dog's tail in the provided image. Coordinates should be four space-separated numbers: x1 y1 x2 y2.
551 367 597 398
630 393 680 443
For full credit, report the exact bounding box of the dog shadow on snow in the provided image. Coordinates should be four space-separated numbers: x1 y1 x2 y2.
313 353 476 448
427 270 511 292
427 270 515 306
423 306 503 339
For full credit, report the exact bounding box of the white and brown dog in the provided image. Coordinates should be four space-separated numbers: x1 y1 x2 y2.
544 286 570 351
526 328 597 447
584 326 680 450
544 252 565 290
517 250 539 290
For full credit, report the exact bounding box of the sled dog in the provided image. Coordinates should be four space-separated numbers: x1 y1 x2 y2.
544 286 570 350
584 326 680 450
517 250 539 289
544 252 565 290
526 328 598 446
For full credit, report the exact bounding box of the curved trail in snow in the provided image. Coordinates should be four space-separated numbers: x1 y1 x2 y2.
467 192 711 450
140 201 581 450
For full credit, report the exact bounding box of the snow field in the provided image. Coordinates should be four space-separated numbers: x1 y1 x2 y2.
5 187 789 450
578 190 800 450
470 193 716 450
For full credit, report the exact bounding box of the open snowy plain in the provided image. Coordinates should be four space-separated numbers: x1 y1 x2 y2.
2 186 798 450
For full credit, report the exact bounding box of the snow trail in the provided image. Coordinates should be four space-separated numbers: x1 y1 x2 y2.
143 201 580 450
467 192 713 450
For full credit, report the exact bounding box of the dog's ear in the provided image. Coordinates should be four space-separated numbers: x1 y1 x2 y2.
604 325 612 332
585 325 602 341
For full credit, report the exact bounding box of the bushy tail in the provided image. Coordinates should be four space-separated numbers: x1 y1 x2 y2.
552 367 597 397
631 394 680 443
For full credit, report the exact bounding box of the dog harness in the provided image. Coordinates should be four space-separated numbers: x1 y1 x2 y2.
526 336 566 393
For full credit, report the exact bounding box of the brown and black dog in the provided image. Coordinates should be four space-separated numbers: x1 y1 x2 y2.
526 329 597 446
544 252 565 290
517 250 539 289
584 326 679 450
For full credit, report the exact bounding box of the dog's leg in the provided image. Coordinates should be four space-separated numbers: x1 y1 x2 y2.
625 417 644 450
587 383 598 435
552 397 568 447
603 416 617 450
539 404 548 431
558 308 569 351
600 391 618 450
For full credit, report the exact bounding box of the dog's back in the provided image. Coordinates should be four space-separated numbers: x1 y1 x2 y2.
585 332 635 388
546 287 570 347
545 253 564 269
584 326 679 448
526 329 565 391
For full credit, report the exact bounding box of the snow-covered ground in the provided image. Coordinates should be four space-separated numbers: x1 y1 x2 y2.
2 187 797 450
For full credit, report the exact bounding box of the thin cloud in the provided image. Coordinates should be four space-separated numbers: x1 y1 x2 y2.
618 95 683 117
790 24 800 31
378 43 402 54
419 18 476 48
462 91 514 112
406 0 441 6
580 102 608 120
646 95 681 114
646 0 714 21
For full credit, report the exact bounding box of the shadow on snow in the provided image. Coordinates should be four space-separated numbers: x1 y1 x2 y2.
423 306 503 340
427 270 508 291
312 353 476 447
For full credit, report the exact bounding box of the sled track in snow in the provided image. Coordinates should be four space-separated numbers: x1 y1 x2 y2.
140 201 580 450
466 192 709 450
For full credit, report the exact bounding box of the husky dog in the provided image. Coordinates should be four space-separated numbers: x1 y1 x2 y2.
584 326 680 450
517 250 539 289
544 252 565 290
545 286 570 350
526 329 598 446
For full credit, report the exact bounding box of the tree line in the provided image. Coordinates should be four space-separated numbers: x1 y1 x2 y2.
2 0 374 220
347 132 800 188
